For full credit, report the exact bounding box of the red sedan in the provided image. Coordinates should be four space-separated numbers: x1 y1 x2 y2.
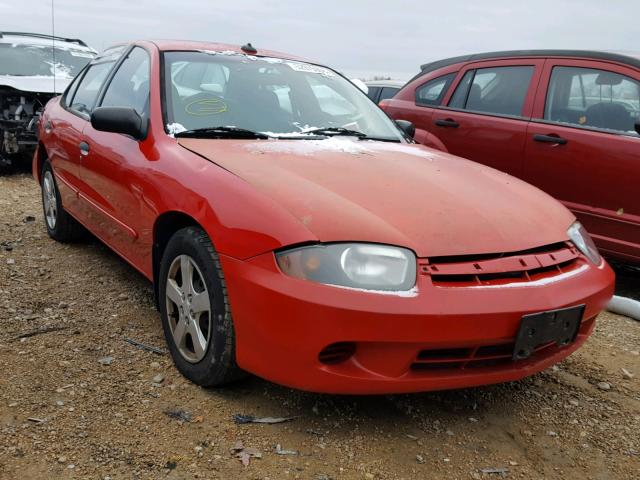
34 41 614 394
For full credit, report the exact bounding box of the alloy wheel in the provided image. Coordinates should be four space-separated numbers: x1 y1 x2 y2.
42 171 58 230
165 254 212 363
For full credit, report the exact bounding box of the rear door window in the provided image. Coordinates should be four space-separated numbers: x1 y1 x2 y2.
415 73 456 106
62 68 85 108
545 66 640 135
448 70 475 109
69 62 115 116
447 66 534 116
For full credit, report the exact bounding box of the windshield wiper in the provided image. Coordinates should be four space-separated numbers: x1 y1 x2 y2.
301 127 401 142
174 126 270 139
302 127 368 138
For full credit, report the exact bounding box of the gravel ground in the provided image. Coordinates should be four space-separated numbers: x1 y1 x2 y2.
1 173 639 480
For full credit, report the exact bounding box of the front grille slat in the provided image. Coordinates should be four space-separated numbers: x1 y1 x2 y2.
421 242 580 287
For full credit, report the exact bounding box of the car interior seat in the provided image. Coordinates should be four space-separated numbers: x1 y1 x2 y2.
585 102 631 131
583 72 633 131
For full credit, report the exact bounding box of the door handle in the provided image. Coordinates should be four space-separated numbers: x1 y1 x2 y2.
434 118 460 128
79 141 90 156
533 134 567 145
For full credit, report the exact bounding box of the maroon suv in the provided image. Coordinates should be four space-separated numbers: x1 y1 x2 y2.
381 50 640 265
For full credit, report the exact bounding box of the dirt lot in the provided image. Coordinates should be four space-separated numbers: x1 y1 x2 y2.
1 173 639 480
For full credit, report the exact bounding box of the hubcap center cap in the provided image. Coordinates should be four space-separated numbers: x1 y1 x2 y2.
180 295 195 323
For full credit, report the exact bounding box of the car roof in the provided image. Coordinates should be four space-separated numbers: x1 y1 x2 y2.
147 40 308 63
0 31 95 52
415 49 640 80
365 80 405 88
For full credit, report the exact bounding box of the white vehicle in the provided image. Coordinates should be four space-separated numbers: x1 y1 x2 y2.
0 32 96 171
365 79 405 103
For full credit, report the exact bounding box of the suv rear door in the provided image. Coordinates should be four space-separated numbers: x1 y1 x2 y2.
525 58 640 262
431 59 544 178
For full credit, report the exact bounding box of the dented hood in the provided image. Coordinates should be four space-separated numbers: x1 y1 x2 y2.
178 137 574 258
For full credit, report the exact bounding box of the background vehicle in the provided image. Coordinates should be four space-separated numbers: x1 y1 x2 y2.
0 32 96 172
34 41 613 394
365 79 404 103
381 50 640 266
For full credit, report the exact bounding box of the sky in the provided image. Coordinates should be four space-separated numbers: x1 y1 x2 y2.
1 0 639 80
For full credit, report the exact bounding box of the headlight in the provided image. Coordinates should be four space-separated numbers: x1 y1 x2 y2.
567 221 601 265
276 243 417 291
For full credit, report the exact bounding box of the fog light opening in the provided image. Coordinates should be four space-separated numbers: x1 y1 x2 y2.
318 342 356 365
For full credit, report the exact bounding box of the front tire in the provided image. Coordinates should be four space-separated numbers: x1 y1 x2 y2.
158 226 244 387
41 161 84 242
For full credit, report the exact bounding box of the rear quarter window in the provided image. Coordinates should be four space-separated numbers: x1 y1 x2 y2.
415 73 456 106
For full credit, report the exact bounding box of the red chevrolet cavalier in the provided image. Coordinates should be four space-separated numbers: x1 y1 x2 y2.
34 41 614 394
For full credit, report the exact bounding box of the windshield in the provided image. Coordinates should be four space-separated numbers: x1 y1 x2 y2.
0 43 95 77
163 51 404 141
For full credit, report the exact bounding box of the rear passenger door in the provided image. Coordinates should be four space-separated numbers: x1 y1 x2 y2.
431 59 544 178
525 59 640 261
52 56 119 217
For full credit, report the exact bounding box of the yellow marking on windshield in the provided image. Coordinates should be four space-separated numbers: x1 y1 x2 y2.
185 98 228 116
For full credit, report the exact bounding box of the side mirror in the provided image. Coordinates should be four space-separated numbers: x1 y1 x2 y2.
91 106 147 140
635 120 640 135
395 119 415 139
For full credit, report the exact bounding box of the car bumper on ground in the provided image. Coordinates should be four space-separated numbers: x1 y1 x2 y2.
220 250 615 394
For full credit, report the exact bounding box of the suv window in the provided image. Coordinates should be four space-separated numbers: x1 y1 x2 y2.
379 86 399 102
69 62 115 115
447 66 534 116
448 70 475 109
101 47 150 116
416 73 455 106
366 86 381 102
545 66 640 135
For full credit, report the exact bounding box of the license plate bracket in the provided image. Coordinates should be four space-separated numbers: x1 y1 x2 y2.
513 305 585 360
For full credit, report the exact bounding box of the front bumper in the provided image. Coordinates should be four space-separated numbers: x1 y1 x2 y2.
220 252 614 394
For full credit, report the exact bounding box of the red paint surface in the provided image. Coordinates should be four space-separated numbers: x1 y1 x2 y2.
383 53 640 265
35 41 614 393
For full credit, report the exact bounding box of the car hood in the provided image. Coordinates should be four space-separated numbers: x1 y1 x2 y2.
178 137 574 258
0 75 71 94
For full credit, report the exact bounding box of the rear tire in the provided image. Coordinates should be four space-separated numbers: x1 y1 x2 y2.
158 226 244 387
41 161 84 242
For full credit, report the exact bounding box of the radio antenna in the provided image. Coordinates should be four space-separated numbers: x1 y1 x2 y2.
51 0 56 92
